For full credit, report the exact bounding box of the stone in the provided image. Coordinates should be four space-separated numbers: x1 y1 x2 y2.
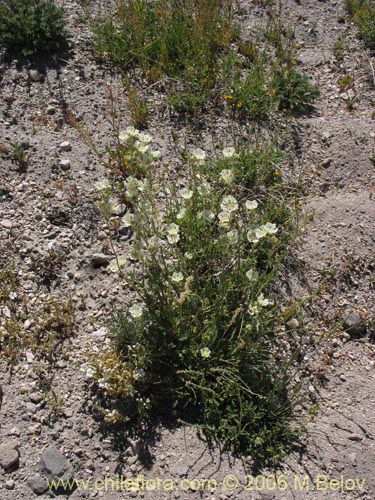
29 392 43 404
46 105 56 115
29 69 41 82
1 219 13 229
178 466 189 477
39 446 74 482
59 141 72 152
90 253 110 268
60 159 71 171
27 474 48 494
343 312 366 338
0 440 20 469
5 479 15 489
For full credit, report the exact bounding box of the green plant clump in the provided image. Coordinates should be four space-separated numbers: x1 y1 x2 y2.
84 127 303 461
93 0 236 111
0 0 68 56
346 0 375 50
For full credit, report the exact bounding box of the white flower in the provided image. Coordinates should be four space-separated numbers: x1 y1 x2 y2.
109 256 127 273
151 150 161 160
135 141 150 154
176 208 187 220
222 147 237 158
262 222 278 234
179 187 193 200
246 269 259 281
191 148 206 163
200 347 211 359
98 378 109 390
171 272 184 283
81 365 96 379
167 223 180 244
119 126 139 143
220 195 238 213
8 291 18 300
147 236 160 250
167 233 180 244
226 230 238 243
122 212 134 227
185 252 193 260
197 181 211 195
129 303 143 318
95 179 111 192
218 210 231 229
245 200 258 211
247 226 268 243
220 169 234 184
138 132 152 144
199 209 215 222
257 293 272 307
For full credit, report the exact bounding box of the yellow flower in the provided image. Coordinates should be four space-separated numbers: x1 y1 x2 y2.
224 95 233 101
237 101 243 109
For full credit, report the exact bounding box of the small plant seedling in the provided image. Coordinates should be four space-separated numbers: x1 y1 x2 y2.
10 142 28 172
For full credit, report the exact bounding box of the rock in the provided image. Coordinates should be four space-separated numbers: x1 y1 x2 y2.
29 392 43 404
0 440 20 469
60 159 71 171
1 219 13 229
348 452 357 467
321 157 332 168
178 466 189 477
59 141 72 152
5 479 15 489
46 105 56 115
29 69 41 82
27 474 48 494
343 313 366 338
20 138 30 150
127 455 138 466
90 253 110 268
348 434 362 442
39 446 74 482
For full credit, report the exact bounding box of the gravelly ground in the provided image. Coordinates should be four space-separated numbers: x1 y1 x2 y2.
0 1 374 499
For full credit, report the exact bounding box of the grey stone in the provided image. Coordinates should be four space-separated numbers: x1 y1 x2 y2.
46 105 56 115
0 440 20 469
343 312 366 338
60 159 71 171
5 479 15 489
178 466 189 477
27 474 48 494
59 141 72 152
39 446 74 482
29 69 41 82
1 219 13 229
29 392 43 404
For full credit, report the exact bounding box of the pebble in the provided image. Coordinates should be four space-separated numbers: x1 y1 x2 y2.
29 392 43 404
59 141 72 152
60 159 71 171
343 312 366 338
90 253 110 268
5 479 15 490
1 219 13 229
347 434 362 442
0 440 20 469
29 69 41 82
27 474 48 494
46 105 56 115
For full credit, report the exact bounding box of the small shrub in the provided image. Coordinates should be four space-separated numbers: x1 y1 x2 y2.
346 0 375 50
0 0 68 57
84 128 302 460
